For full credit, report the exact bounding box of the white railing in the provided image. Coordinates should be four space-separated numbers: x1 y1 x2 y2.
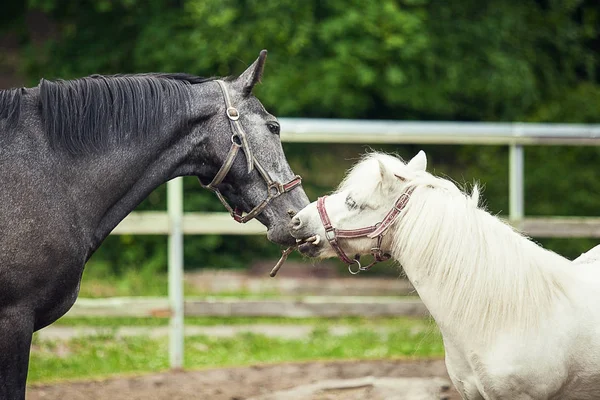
110 119 600 368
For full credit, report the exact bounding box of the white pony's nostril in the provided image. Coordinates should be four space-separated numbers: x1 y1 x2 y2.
290 215 303 230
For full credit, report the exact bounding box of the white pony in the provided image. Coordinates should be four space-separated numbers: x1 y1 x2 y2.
290 151 600 400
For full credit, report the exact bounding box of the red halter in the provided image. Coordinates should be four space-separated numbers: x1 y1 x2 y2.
316 186 415 274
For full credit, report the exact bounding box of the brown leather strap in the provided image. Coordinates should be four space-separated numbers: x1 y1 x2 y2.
283 178 302 192
205 142 241 188
367 186 415 238
335 226 378 238
216 79 253 173
201 80 304 224
317 196 355 265
317 196 333 230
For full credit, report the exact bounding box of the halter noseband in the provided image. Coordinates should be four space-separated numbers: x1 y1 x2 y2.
200 80 303 223
316 186 415 274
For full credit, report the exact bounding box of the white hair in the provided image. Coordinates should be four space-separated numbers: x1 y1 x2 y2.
296 151 600 397
390 178 574 342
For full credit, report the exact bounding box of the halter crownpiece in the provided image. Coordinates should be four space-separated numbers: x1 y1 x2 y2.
200 80 303 223
316 186 415 274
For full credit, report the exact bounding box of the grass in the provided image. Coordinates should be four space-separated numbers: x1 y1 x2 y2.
78 260 285 298
78 273 284 299
79 274 202 298
44 267 438 384
29 318 443 384
78 277 287 299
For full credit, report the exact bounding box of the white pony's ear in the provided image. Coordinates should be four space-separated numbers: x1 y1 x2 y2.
377 160 396 190
407 150 427 171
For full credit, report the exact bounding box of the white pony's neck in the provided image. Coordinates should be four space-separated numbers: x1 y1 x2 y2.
391 185 573 343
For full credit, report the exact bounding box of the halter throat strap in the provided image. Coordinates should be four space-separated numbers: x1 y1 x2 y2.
200 80 303 223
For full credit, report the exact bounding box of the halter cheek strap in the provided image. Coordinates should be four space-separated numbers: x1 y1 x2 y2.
200 80 303 223
317 196 357 265
316 186 415 274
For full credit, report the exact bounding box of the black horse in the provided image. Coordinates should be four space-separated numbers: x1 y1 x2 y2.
0 50 309 399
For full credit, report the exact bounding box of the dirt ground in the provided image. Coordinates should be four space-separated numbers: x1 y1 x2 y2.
28 359 460 400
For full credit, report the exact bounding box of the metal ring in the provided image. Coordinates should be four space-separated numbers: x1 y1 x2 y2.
268 184 282 197
231 134 243 147
226 107 240 121
348 259 362 275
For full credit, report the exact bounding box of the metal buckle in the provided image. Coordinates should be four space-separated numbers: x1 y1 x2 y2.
324 229 336 242
268 183 284 197
348 258 362 275
394 193 409 212
226 107 240 121
371 248 390 262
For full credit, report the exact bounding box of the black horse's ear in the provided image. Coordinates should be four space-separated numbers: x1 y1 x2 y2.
235 49 267 97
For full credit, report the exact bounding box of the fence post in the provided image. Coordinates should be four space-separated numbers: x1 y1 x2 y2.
167 177 184 369
509 142 524 222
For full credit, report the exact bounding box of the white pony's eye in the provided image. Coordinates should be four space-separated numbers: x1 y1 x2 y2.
345 194 358 210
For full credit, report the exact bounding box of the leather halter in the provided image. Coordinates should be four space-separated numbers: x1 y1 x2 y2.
316 186 415 274
200 80 303 223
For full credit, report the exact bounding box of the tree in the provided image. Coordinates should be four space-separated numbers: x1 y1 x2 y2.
1 0 598 270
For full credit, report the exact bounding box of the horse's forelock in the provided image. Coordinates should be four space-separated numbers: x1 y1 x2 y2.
336 153 391 195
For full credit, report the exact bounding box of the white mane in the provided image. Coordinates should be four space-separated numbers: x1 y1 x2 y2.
349 153 574 342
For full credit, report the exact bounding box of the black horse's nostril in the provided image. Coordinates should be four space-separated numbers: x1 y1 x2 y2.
290 215 302 230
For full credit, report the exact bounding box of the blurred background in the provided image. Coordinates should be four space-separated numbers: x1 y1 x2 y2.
1 0 599 395
2 0 599 277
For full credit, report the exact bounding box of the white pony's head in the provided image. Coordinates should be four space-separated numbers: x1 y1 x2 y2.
290 150 463 259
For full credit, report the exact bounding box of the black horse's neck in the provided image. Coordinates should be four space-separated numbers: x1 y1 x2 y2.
61 87 218 257
4 75 220 258
72 123 201 256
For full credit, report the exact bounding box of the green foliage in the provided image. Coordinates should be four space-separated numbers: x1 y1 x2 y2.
2 0 599 273
18 0 599 122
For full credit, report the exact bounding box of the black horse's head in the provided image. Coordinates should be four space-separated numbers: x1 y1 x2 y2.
192 51 309 245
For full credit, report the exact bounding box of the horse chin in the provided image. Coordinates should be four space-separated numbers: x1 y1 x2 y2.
297 241 324 258
266 223 297 246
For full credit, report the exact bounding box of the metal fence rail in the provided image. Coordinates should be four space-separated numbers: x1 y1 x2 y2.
106 119 600 369
279 119 600 145
112 212 600 238
66 296 429 319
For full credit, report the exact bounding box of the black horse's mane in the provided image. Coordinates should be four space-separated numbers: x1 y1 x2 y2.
0 73 215 154
0 87 21 129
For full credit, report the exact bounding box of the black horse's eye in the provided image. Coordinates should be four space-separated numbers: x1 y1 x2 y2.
267 122 280 135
